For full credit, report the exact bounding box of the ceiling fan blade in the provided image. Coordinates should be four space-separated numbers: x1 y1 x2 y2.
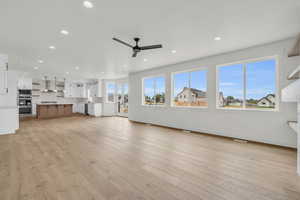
140 44 163 50
132 51 138 57
113 37 133 48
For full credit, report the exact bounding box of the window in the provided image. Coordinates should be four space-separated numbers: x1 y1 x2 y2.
123 84 129 113
106 82 116 103
217 57 277 110
172 69 207 107
143 76 165 105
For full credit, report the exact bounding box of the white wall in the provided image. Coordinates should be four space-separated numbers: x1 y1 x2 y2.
129 38 298 148
0 70 19 134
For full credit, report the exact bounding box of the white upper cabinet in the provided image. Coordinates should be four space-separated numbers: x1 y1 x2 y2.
88 80 102 98
0 55 8 94
64 81 87 98
18 78 32 90
76 83 86 98
64 81 73 98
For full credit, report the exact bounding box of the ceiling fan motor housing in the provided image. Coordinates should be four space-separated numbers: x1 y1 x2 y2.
113 37 162 57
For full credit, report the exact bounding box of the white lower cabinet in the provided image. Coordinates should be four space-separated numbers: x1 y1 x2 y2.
32 103 37 115
78 103 85 114
88 103 102 117
73 103 85 114
72 103 77 113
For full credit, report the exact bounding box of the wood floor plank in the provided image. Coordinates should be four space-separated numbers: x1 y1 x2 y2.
1 116 300 200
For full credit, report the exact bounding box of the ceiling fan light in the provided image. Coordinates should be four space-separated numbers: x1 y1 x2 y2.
83 1 94 8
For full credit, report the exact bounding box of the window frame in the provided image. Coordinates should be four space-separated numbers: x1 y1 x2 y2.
216 55 279 112
106 82 116 103
142 74 166 106
171 67 208 108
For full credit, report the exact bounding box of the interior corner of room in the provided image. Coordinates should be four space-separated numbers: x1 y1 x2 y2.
0 1 300 198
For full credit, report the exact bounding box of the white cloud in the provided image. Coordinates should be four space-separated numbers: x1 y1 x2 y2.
220 82 235 86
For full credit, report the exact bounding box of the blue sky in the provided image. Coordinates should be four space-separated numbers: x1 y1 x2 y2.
107 83 115 94
144 59 276 100
144 77 165 97
219 59 276 100
173 71 207 97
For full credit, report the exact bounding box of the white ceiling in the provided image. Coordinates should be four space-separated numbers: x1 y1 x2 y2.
0 0 300 79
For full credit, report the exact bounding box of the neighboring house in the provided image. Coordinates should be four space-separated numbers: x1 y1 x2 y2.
176 87 206 103
175 87 225 106
257 94 275 107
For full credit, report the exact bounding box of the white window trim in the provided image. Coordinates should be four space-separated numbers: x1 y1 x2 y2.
171 67 208 108
142 74 166 106
216 55 279 112
106 82 116 103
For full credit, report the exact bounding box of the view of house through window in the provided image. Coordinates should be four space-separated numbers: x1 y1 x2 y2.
143 76 165 105
106 82 116 103
117 83 129 114
173 69 207 107
218 58 277 110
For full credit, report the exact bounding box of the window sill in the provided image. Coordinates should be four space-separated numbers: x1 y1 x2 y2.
216 107 279 112
141 104 166 108
171 105 208 109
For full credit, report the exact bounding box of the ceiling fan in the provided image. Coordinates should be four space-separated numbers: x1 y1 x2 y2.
113 37 163 57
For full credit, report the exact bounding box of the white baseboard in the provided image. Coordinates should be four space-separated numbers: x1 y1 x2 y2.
0 128 16 135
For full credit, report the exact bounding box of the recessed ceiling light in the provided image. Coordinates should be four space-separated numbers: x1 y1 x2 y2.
66 72 70 75
143 58 148 62
33 66 39 70
49 46 56 50
214 36 221 41
171 50 177 54
60 30 69 35
83 1 94 8
101 72 105 74
38 60 44 63
75 66 79 70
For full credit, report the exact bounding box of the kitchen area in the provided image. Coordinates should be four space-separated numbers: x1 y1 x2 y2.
18 76 103 119
1 53 128 135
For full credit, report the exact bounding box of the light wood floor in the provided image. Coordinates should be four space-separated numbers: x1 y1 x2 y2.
1 116 300 200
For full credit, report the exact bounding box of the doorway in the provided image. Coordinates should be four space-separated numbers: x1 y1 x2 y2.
117 83 128 117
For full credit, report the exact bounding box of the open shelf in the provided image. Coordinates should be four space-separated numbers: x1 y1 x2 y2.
287 121 298 134
288 65 300 80
282 79 300 102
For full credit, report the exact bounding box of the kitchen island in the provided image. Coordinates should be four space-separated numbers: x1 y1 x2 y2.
36 104 73 119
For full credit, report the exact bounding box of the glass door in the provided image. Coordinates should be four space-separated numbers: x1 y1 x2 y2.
117 83 128 117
